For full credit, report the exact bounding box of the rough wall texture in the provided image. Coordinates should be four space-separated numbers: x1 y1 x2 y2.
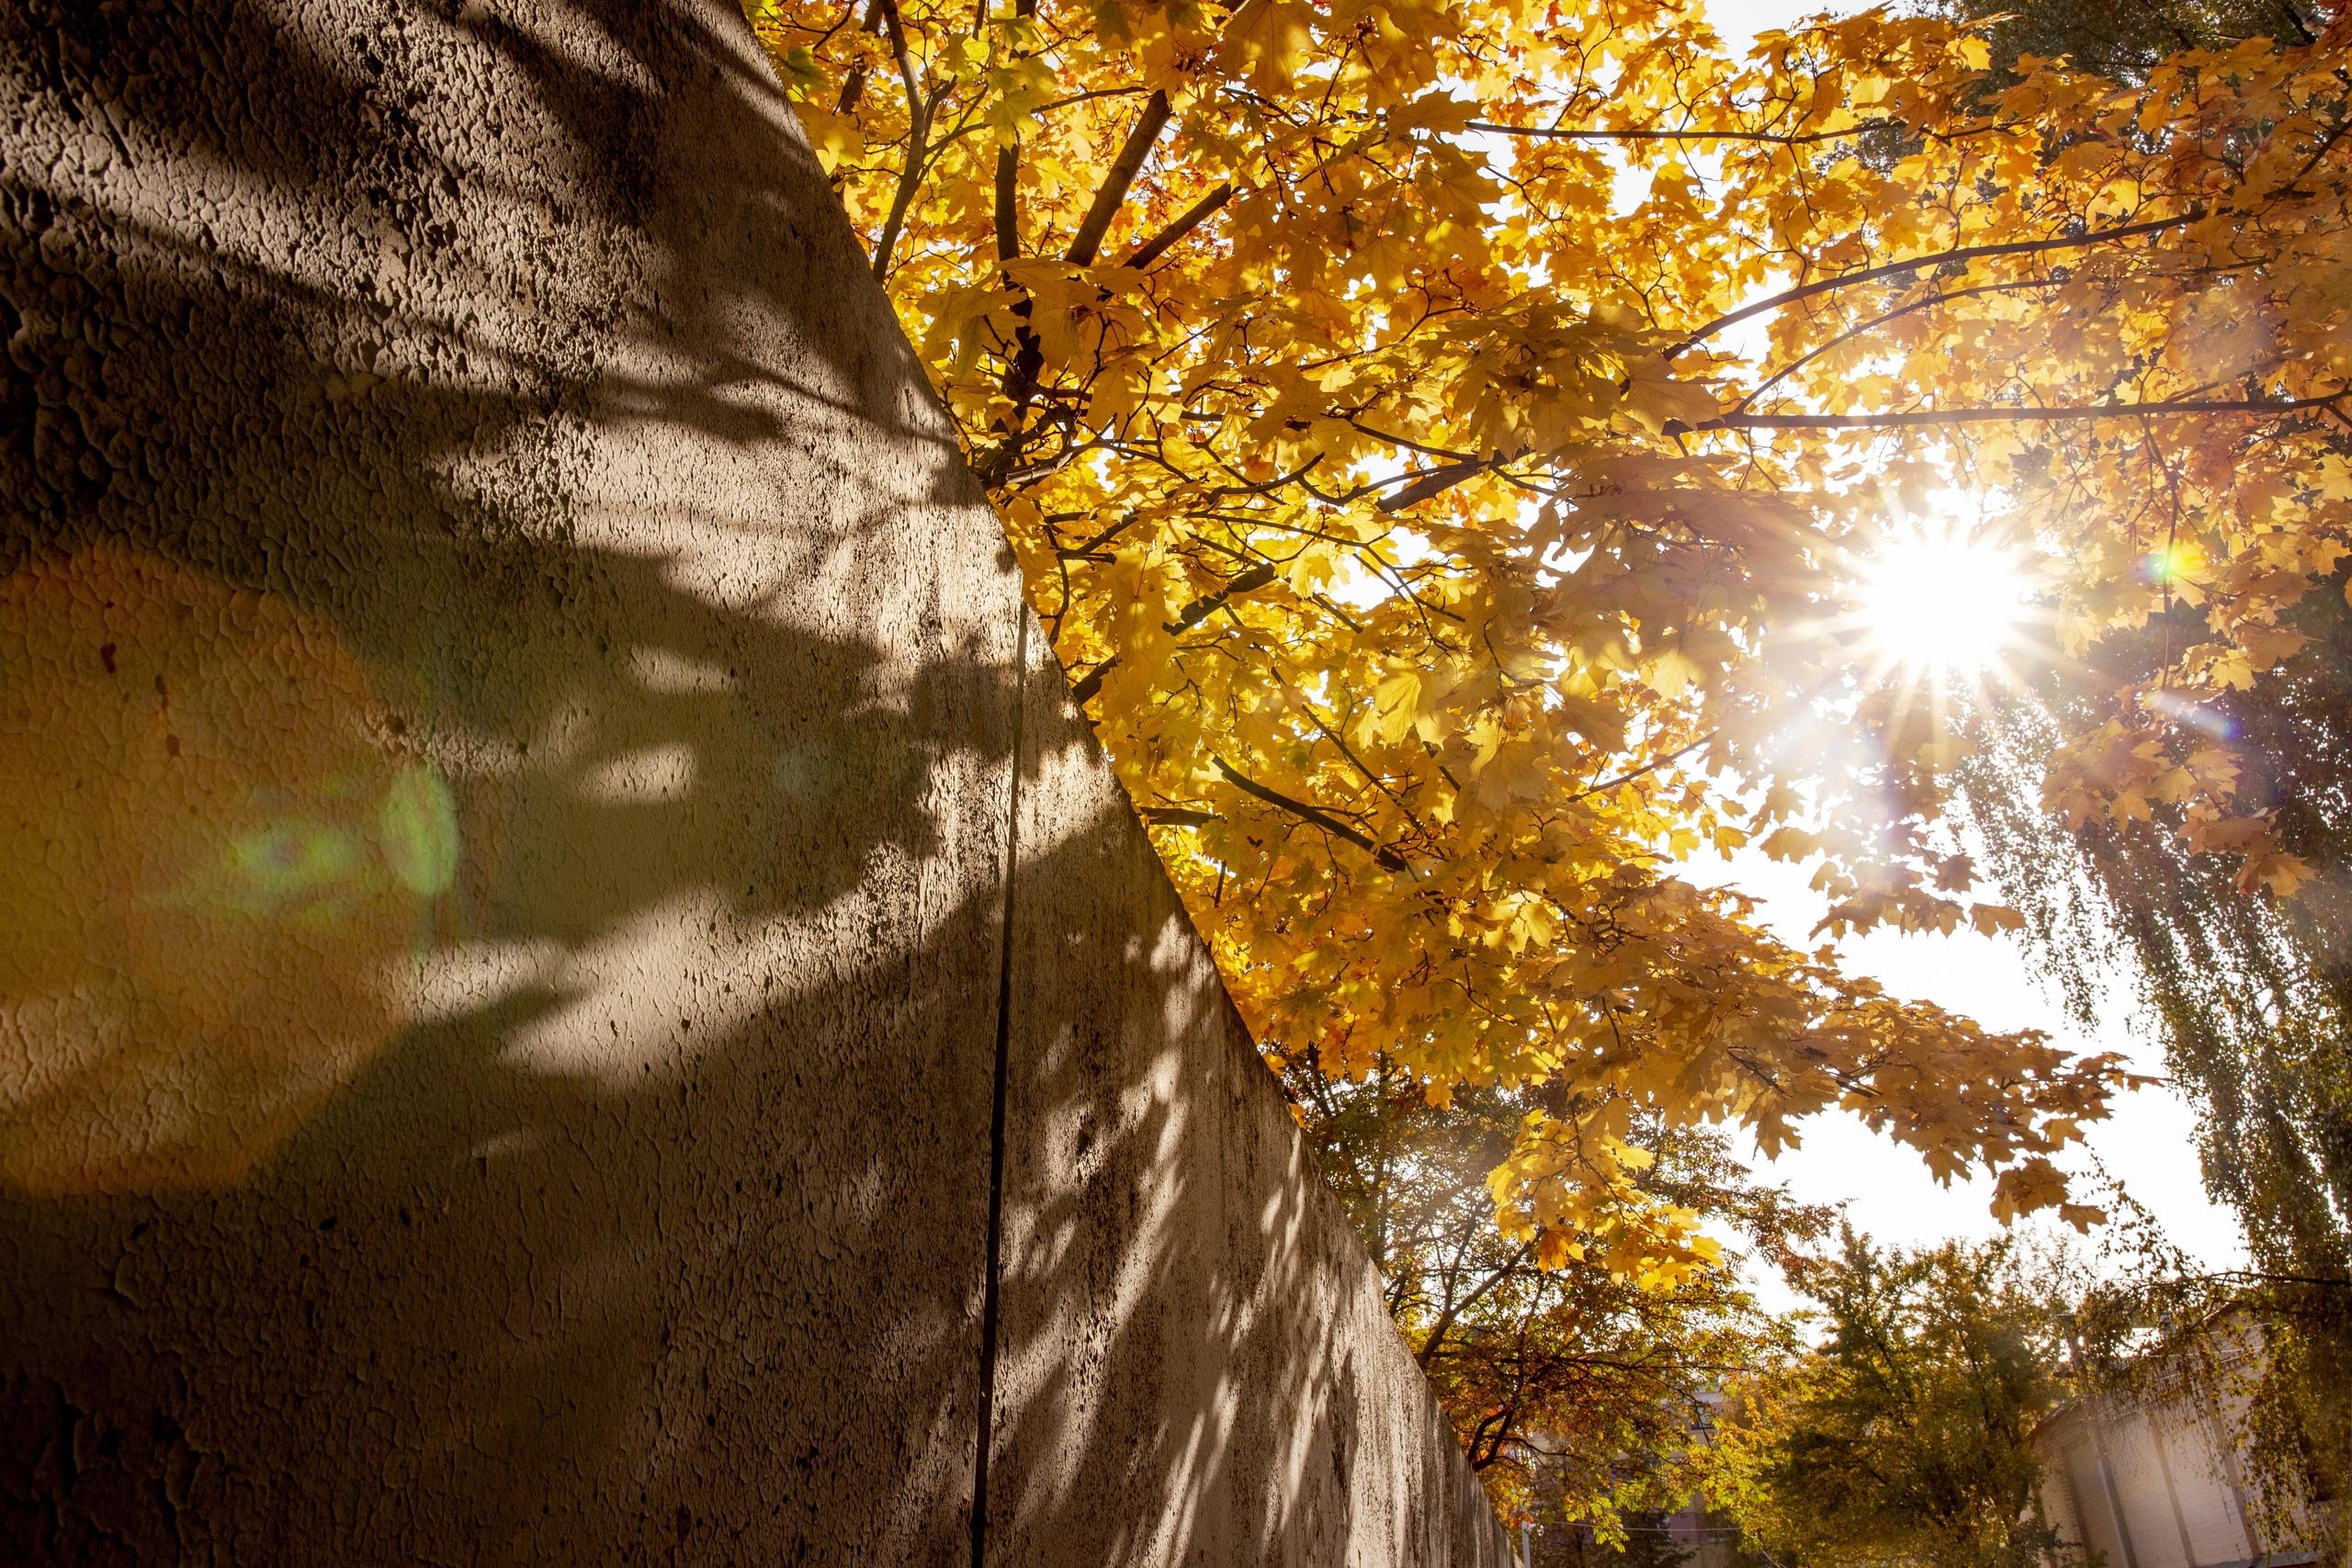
2039 1389 2321 1568
0 1 1511 1563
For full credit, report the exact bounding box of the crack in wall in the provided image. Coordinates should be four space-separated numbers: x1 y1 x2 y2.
971 606 1030 1567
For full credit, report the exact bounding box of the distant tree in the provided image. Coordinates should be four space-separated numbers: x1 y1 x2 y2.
1897 0 2352 1525
1962 664 2352 1532
1916 0 2324 86
1602 1515 1698 1568
1282 1047 1826 1527
2063 1181 2348 1556
1713 1230 2075 1568
1540 1508 1698 1568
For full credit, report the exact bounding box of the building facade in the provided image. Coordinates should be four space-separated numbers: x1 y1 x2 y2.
2036 1366 2325 1568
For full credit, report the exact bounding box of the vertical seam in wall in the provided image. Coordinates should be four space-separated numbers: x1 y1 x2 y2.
2147 1405 2197 1566
970 606 1028 1568
2090 1399 2143 1568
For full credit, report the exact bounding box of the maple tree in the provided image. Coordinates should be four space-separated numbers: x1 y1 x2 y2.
743 0 2352 1274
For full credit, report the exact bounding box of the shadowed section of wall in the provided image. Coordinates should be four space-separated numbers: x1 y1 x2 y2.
987 639 1514 1565
2 1 1010 1559
0 1 1510 1562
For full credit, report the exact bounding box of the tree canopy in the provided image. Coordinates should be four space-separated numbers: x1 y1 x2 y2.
1279 1049 1822 1525
746 0 2352 1275
1712 1229 2075 1568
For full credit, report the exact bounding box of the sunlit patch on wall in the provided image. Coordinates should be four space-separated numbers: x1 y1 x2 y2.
582 740 699 804
0 547 454 1194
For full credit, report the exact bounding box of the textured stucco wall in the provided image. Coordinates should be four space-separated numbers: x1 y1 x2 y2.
0 1 1511 1562
2039 1390 2320 1568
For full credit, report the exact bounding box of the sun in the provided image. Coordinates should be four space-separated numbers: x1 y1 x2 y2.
1852 517 2037 683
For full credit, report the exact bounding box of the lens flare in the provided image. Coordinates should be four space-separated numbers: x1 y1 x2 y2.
2143 540 2203 586
0 547 453 1194
1853 519 2037 682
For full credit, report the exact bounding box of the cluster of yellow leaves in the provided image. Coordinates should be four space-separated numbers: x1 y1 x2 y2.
745 0 2352 1273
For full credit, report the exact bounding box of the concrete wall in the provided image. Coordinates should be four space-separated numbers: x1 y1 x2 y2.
0 0 1511 1562
2039 1386 2319 1568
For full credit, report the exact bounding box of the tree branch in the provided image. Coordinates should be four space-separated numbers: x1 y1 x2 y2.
994 141 1022 263
831 0 889 119
1165 559 1277 633
1376 214 2220 512
865 0 933 277
1464 117 1915 146
1567 735 1714 805
1418 1239 1537 1370
1139 806 1223 827
1378 457 1494 514
975 84 1173 487
1120 181 1236 270
1214 757 1409 872
1676 390 2346 434
1735 277 2070 414
1066 559 1280 705
1066 90 1172 265
1665 209 2202 362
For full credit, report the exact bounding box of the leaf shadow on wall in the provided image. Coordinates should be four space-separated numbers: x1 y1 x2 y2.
0 0 1498 1562
973 646 1507 1567
5 0 996 1558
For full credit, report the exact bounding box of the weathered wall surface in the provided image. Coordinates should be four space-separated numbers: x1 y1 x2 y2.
2039 1384 2322 1568
0 1 1510 1562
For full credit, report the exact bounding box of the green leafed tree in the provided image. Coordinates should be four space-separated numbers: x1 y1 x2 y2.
1877 0 2352 1518
1925 0 2351 1515
1713 1229 2077 1568
1916 0 2328 87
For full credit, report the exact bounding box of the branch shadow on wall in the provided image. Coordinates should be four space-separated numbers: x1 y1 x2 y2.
0 0 1498 1562
976 695 1508 1566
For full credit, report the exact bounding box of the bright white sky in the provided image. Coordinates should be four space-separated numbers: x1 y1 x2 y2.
1706 0 1838 52
1688 0 2251 1284
1709 842 2246 1276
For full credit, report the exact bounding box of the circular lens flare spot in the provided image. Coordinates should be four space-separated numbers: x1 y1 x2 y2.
2144 540 2202 585
0 547 448 1195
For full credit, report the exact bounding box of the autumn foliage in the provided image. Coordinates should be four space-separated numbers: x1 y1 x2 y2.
746 0 2352 1275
